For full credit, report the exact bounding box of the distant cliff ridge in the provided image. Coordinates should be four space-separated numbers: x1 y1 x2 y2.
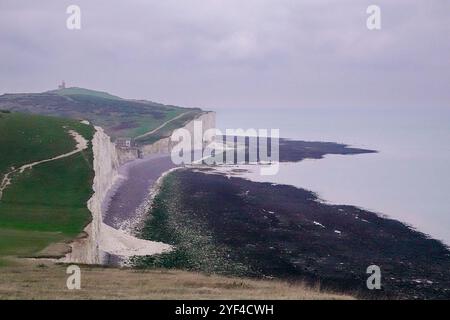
139 111 216 158
0 87 204 142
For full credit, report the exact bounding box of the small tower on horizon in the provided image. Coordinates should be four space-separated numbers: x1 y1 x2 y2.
58 80 66 90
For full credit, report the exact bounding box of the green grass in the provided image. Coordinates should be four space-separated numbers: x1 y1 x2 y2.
135 111 202 145
51 87 123 100
0 153 93 234
0 112 94 263
60 93 201 140
0 113 93 174
50 87 122 100
129 108 185 137
0 228 65 257
0 87 203 143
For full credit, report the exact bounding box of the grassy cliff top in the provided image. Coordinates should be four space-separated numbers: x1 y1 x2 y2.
0 112 92 173
0 87 204 142
49 87 123 100
0 112 95 264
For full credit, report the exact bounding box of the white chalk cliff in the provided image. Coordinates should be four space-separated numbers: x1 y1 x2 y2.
63 112 216 264
140 111 216 156
63 126 171 264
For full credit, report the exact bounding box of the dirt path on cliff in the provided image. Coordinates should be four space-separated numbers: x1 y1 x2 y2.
134 112 190 140
0 130 87 200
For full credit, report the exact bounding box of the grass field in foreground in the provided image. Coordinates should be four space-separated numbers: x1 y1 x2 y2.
0 112 94 265
0 259 353 300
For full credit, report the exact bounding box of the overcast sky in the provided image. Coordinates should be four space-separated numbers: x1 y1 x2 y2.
0 0 449 110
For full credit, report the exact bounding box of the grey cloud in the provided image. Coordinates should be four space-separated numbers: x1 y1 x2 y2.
0 0 448 110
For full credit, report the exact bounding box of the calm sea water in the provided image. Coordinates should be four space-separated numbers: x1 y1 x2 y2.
213 107 450 245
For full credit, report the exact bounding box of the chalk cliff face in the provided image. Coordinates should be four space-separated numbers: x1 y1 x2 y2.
63 111 216 264
140 111 216 156
117 148 139 164
63 126 120 264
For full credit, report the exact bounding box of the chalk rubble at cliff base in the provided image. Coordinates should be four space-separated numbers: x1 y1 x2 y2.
63 126 176 264
100 224 172 257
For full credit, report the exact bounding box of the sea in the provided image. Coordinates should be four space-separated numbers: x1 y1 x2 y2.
213 107 450 245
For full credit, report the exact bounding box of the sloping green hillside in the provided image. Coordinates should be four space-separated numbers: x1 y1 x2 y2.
0 87 203 142
0 112 94 264
50 87 123 100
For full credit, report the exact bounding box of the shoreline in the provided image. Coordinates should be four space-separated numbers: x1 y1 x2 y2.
189 158 450 252
103 153 177 230
101 153 178 265
99 133 449 297
212 152 450 247
137 168 450 299
62 128 173 265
